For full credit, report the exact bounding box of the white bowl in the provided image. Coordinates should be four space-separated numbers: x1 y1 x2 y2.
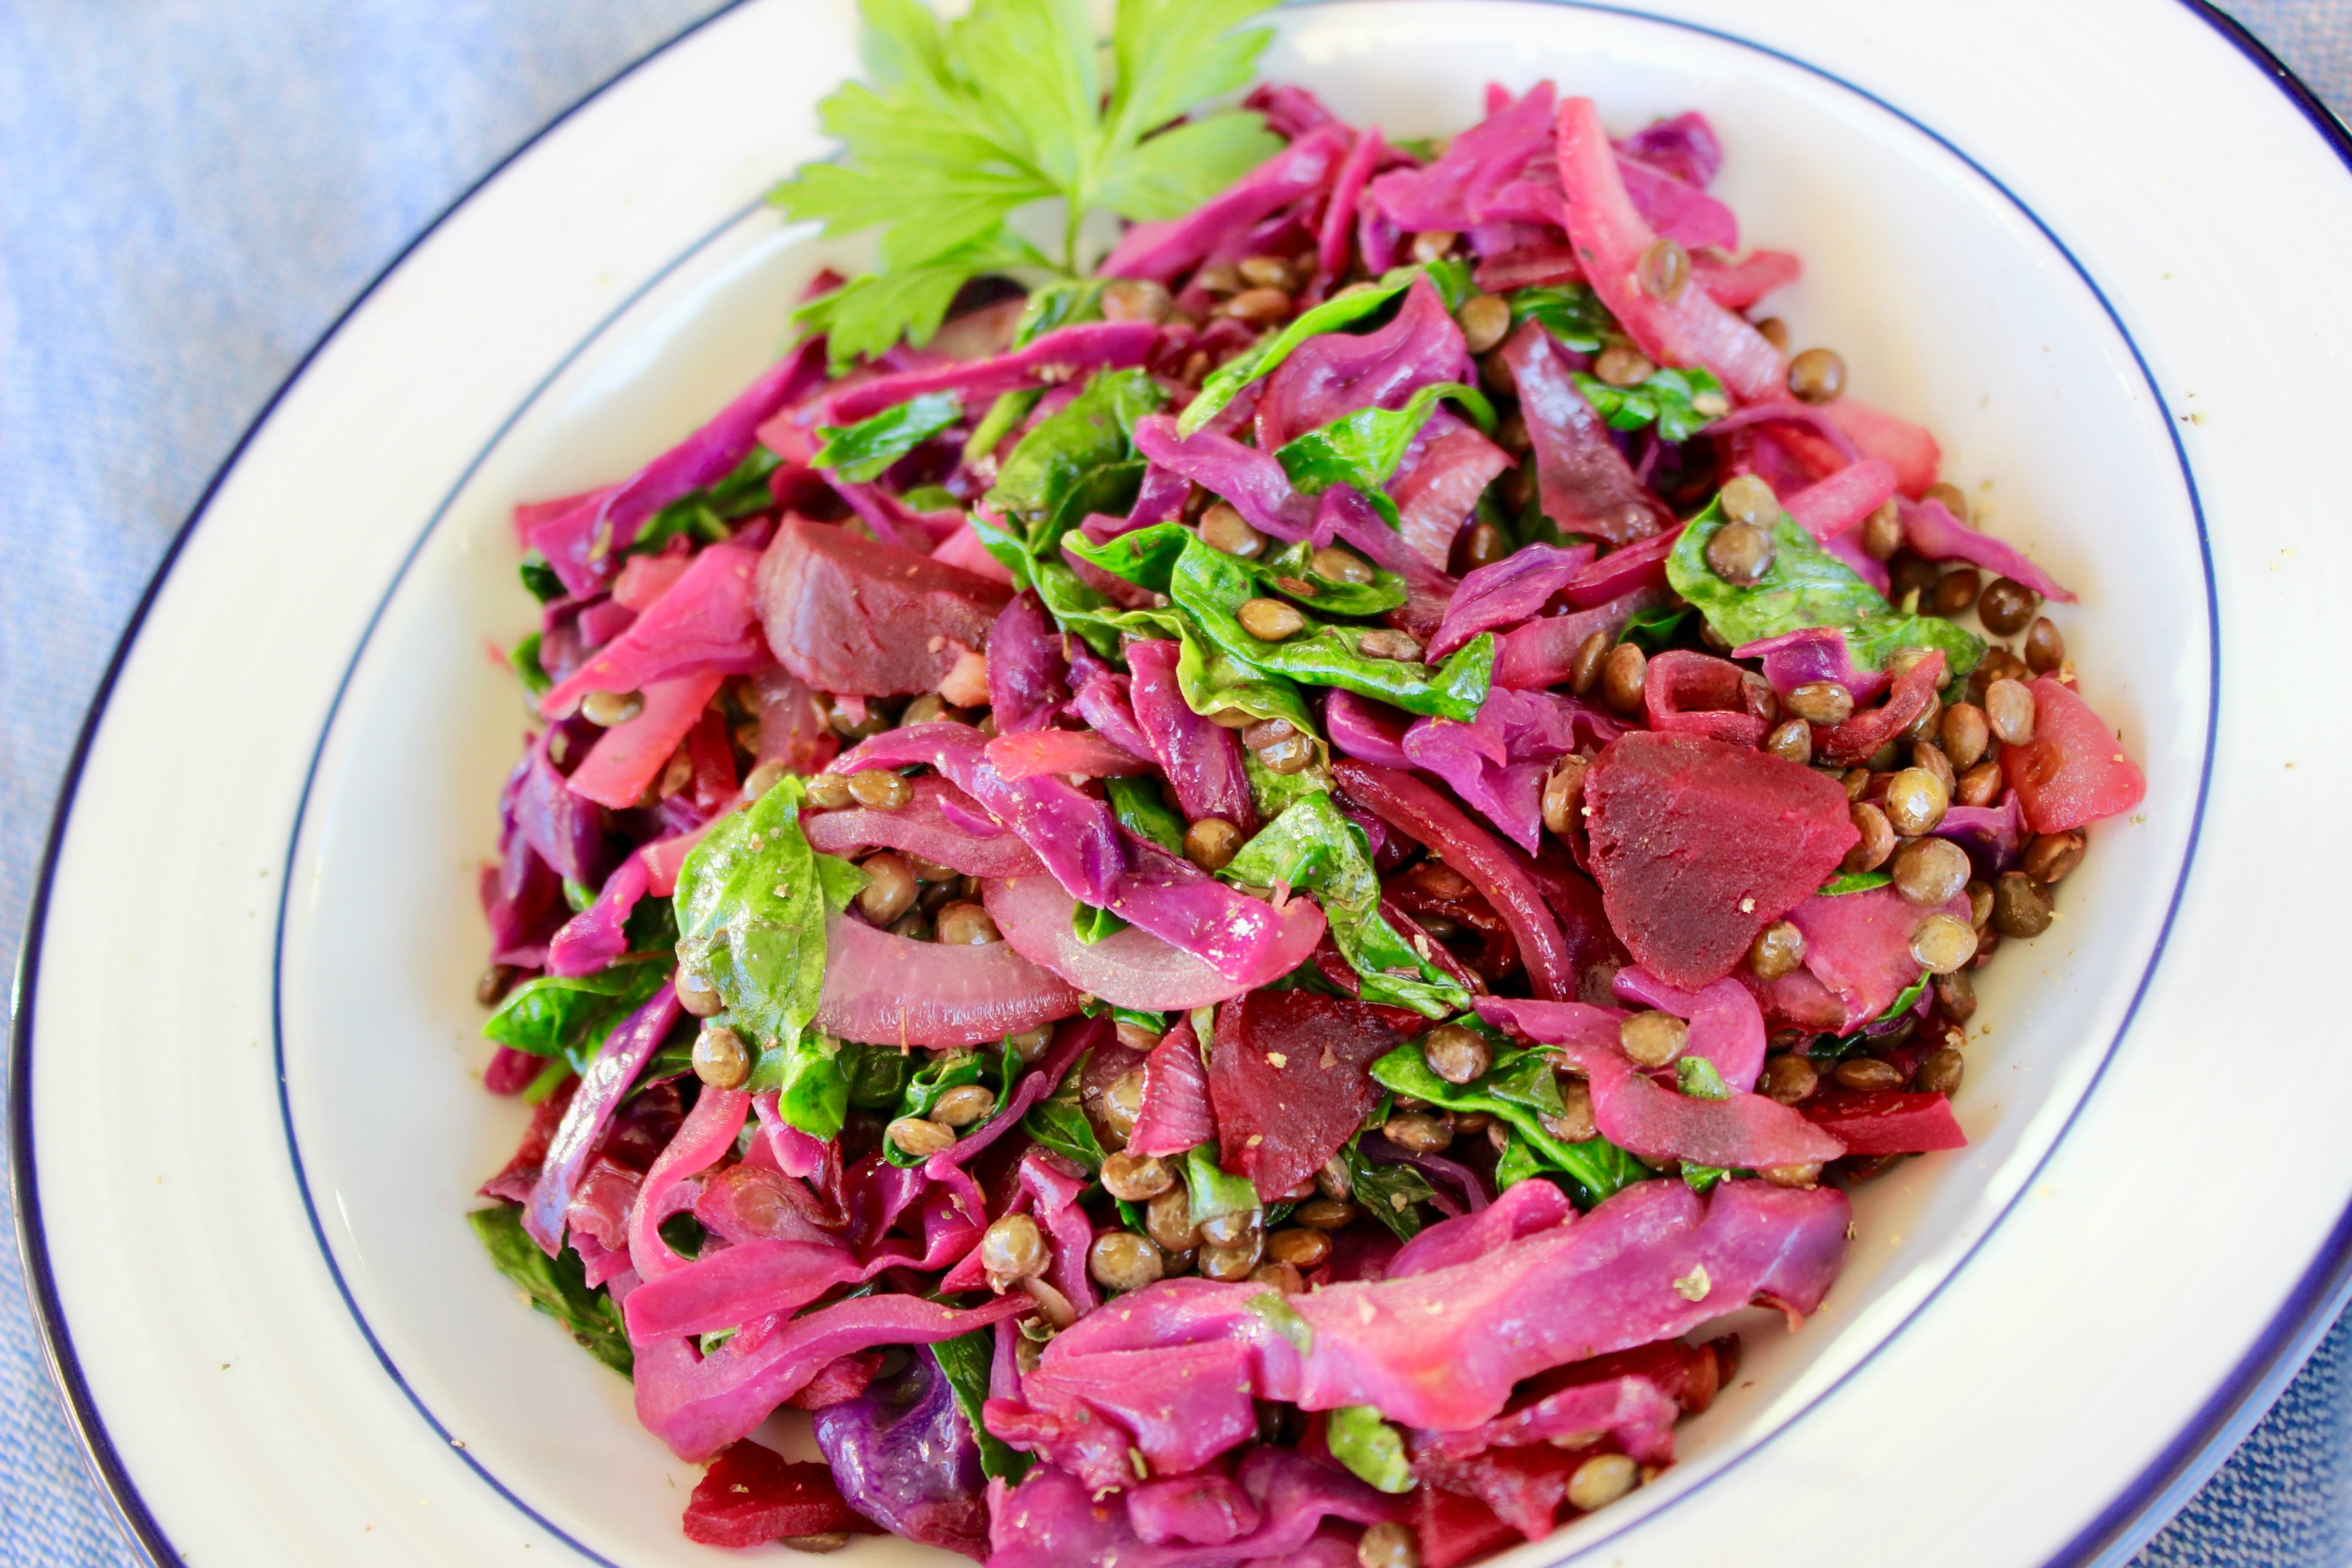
17 2 2352 1565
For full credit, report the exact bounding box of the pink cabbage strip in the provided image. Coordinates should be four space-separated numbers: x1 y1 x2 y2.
566 671 724 810
1781 457 1898 542
825 322 1160 422
1126 639 1258 832
530 339 826 596
1410 1374 1680 1465
1428 542 1596 662
1785 884 1971 1031
984 729 1155 780
813 912 1082 1048
1899 496 2076 602
802 775 1046 880
1314 125 1389 295
626 1085 749 1282
1128 1017 1216 1158
1324 690 1413 768
1610 966 1768 1092
1102 125 1352 282
1036 1178 1848 1433
624 1238 887 1344
1613 153 1738 250
1069 672 1161 766
986 590 1070 735
827 475 963 552
1387 1177 1574 1278
1823 397 1942 495
1475 999 1842 1170
986 1445 1399 1568
1399 688 1617 854
1492 584 1667 691
633 1289 1034 1462
1253 275 1469 453
544 854 651 978
521 984 681 1254
1552 97 1786 403
1732 625 1891 706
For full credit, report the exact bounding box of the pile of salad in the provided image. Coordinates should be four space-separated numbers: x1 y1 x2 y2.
466 4 2146 1563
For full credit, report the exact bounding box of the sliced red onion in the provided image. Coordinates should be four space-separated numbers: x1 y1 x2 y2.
1127 1017 1216 1158
1782 457 1898 542
1492 584 1665 691
1553 97 1786 403
982 876 1278 1010
814 912 1082 1048
802 775 1043 879
1899 495 2076 602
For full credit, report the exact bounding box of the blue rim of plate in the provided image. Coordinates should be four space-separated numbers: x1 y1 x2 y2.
5 2 2326 1565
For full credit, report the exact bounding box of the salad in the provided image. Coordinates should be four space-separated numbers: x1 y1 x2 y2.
467 3 2148 1563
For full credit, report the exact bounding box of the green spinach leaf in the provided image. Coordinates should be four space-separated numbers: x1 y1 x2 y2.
931 1331 1031 1483
813 391 962 482
519 554 565 604
1185 1143 1260 1226
1669 495 1985 678
1171 538 1492 720
483 962 668 1059
1570 365 1729 444
1273 379 1496 529
468 1204 632 1375
673 775 869 1137
840 1041 919 1109
1510 283 1615 353
509 632 551 699
1370 1040 1647 1209
1820 870 1892 896
1343 1134 1435 1241
1220 793 1466 1019
1106 775 1187 854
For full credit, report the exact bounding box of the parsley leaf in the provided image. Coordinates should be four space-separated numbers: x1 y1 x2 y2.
770 0 1284 365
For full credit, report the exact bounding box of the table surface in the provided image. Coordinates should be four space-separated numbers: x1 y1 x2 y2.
4 2 2348 1564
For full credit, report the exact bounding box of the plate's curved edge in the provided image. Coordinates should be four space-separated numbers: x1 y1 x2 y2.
271 6 2223 1567
2038 12 2352 1557
3 5 759 1565
13 3 2342 1567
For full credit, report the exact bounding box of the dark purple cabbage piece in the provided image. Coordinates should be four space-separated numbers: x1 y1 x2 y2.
987 590 1070 735
812 1347 990 1561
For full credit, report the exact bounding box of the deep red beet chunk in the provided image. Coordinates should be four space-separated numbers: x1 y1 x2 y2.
1414 1473 1550 1564
756 515 1011 696
681 1441 876 1548
1798 1088 1967 1155
1584 731 1859 989
1210 990 1405 1200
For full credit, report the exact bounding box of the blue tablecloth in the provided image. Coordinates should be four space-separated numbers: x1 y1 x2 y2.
1 3 2345 1563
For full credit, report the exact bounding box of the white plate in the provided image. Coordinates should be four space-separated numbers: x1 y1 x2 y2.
15 1 2352 1564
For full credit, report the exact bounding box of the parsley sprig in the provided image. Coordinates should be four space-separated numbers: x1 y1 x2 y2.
769 0 1284 366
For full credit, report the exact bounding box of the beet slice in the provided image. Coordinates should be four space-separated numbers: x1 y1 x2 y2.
1798 1088 1967 1155
756 515 1012 696
681 1442 878 1547
1412 1444 1584 1541
1584 731 1859 989
1209 990 1405 1200
1414 1482 1526 1568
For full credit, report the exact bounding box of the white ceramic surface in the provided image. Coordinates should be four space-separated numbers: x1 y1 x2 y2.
17 3 2352 1566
